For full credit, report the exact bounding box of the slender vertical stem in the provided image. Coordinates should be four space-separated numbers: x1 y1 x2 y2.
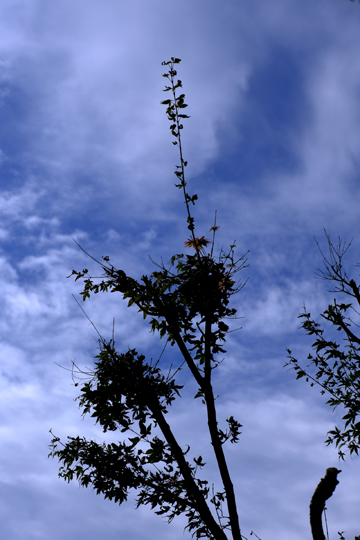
167 60 201 263
202 317 242 540
204 388 242 536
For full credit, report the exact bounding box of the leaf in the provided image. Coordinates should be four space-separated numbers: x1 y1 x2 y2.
184 236 210 249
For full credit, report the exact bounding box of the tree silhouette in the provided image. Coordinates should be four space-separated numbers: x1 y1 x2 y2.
49 58 248 540
286 232 360 459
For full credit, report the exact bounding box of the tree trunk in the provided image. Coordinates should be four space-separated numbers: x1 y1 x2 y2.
309 467 341 540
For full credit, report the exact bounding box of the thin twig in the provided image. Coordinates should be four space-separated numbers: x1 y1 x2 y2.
71 294 104 342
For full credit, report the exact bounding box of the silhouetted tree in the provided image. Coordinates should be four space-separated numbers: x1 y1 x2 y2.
49 58 358 540
286 233 360 460
49 58 248 540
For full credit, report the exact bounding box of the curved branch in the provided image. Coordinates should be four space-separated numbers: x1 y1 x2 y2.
309 467 341 540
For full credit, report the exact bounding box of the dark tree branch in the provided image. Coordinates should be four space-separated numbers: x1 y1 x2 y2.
326 304 360 346
203 379 242 540
148 397 228 540
310 468 341 540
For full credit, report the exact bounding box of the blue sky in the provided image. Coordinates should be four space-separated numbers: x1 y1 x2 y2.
1 1 360 539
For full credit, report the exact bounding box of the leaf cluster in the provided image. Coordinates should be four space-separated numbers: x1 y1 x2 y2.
49 345 212 533
68 234 247 376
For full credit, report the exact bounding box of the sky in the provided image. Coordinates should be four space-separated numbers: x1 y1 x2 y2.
0 0 360 539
